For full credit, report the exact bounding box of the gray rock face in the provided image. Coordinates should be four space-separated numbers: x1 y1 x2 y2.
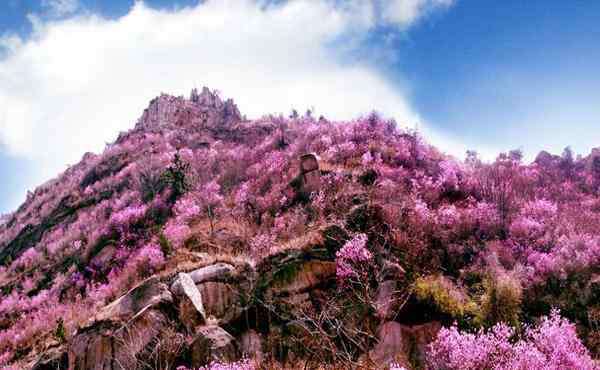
69 278 172 370
375 280 399 320
196 282 242 325
368 321 441 368
94 277 172 323
178 272 207 331
60 242 376 369
190 325 239 367
239 330 264 363
170 263 236 294
135 88 241 131
369 321 410 367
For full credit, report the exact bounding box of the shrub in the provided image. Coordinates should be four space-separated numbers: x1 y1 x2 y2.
414 275 477 321
427 310 597 370
162 152 192 202
335 233 372 285
477 270 522 328
176 358 255 370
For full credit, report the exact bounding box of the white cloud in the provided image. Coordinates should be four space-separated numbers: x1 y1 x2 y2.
380 0 454 28
0 0 455 207
41 0 79 17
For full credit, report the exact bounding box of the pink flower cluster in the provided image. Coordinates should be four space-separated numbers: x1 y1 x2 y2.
176 358 255 370
12 247 42 271
335 233 372 282
249 233 276 258
134 242 166 272
427 310 598 370
108 203 147 232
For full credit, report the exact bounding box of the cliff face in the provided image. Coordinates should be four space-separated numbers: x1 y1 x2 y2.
1 88 599 369
134 87 242 131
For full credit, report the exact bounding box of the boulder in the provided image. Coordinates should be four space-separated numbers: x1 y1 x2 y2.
300 154 319 174
368 321 441 368
368 321 411 368
300 154 320 195
408 321 442 366
375 280 399 320
239 330 264 363
289 154 321 201
94 276 173 323
171 263 236 294
190 325 239 367
68 322 117 370
69 309 168 370
177 272 207 331
196 282 242 325
68 278 173 369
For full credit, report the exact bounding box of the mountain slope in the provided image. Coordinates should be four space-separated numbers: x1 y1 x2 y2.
0 88 599 369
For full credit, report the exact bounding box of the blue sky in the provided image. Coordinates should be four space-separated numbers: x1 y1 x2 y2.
0 0 599 213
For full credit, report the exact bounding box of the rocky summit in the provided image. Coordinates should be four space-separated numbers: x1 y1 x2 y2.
1 88 600 369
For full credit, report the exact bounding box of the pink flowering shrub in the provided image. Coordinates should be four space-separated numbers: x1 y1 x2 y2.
176 358 255 370
249 233 276 258
133 242 165 274
108 203 147 233
335 233 372 284
163 221 191 249
172 195 201 221
427 310 598 370
12 247 42 271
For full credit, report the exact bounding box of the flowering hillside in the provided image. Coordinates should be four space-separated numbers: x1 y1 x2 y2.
0 87 599 369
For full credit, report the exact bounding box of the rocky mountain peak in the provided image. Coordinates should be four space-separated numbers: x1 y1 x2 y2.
134 87 242 131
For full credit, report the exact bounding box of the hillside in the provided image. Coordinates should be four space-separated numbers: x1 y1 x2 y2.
0 88 599 369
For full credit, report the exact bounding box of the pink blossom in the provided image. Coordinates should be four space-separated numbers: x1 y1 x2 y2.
173 195 201 222
427 310 597 370
163 221 191 249
109 203 147 232
249 233 276 258
176 358 255 370
14 248 42 270
134 242 165 272
335 233 372 282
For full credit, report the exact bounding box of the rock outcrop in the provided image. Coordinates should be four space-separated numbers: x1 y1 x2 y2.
135 87 242 131
69 277 173 370
189 325 239 367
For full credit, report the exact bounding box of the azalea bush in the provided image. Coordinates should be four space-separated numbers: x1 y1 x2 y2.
427 310 597 370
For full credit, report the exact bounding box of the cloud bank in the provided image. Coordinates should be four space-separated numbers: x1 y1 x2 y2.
0 0 454 210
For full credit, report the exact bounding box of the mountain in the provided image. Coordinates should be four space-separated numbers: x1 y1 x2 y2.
0 88 599 369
